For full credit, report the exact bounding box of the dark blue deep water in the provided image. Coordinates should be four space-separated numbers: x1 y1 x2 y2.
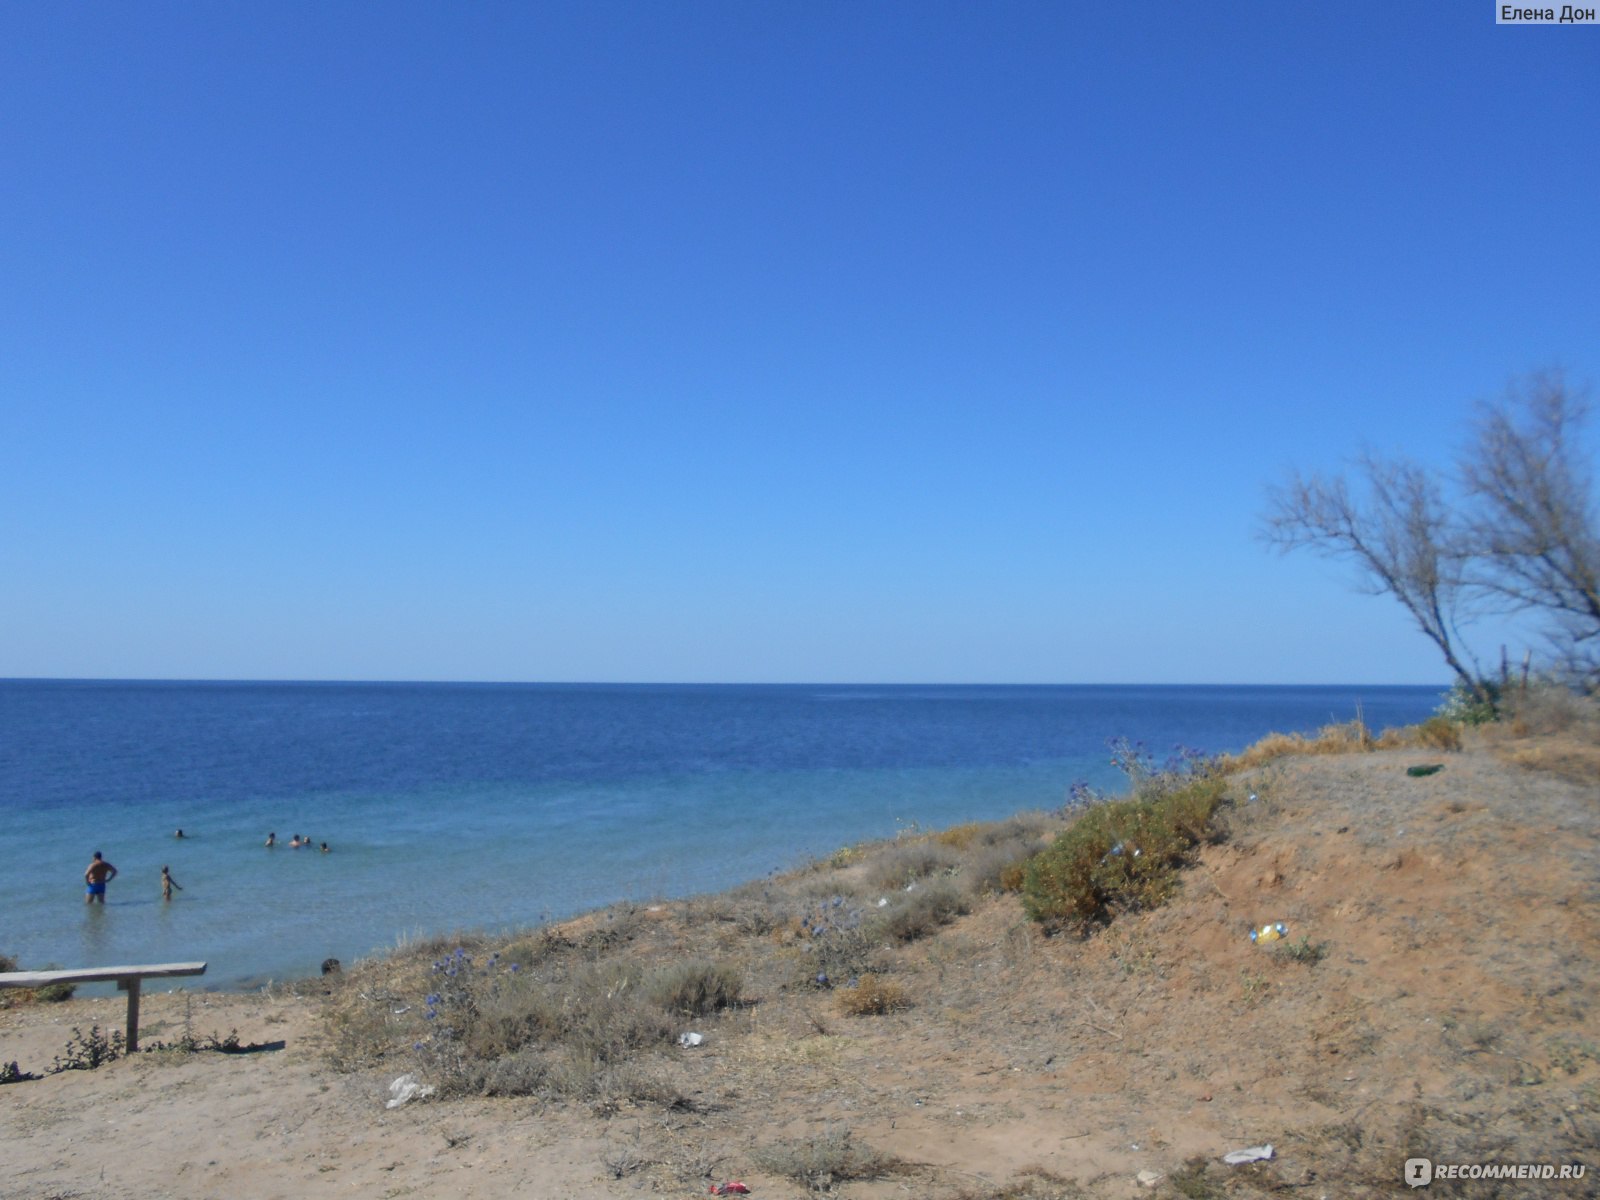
0 681 1442 988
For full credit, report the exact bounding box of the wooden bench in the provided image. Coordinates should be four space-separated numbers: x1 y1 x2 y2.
0 962 207 1051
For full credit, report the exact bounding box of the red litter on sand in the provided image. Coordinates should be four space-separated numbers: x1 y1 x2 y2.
710 1185 751 1195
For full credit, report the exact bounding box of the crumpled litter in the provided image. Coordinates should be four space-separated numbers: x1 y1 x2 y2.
1223 1144 1274 1165
709 1182 751 1195
678 1031 705 1048
385 1073 436 1108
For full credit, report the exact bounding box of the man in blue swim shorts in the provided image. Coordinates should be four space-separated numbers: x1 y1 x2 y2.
84 851 117 904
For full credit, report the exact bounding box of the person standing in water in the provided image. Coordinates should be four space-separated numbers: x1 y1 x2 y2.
84 851 117 904
161 865 182 902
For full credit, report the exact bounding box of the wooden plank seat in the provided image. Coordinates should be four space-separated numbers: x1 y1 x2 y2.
0 962 207 1051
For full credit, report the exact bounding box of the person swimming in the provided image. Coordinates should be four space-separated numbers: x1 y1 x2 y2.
264 832 276 848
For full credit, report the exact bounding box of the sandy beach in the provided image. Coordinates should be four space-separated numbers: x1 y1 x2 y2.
4 730 1596 1199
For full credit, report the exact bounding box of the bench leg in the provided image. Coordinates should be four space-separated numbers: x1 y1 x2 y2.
119 978 142 1052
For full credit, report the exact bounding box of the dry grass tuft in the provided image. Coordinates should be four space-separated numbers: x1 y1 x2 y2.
1496 681 1600 737
872 879 970 942
962 838 1039 896
646 960 742 1016
1494 738 1600 784
1412 715 1464 750
868 838 962 889
1224 685 1599 776
1222 717 1379 769
933 822 985 850
754 1126 905 1191
945 1166 1089 1199
1480 684 1600 783
836 973 908 1015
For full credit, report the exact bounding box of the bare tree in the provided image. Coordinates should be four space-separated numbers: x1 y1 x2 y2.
1262 451 1483 695
1460 370 1600 684
1262 370 1600 696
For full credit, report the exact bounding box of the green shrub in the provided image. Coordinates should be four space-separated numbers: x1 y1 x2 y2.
0 957 76 1005
1 1060 40 1084
1277 935 1328 965
1436 678 1501 725
51 1026 125 1072
1022 773 1228 931
36 980 78 1003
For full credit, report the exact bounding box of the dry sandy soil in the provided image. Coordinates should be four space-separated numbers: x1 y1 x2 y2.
4 732 1597 1200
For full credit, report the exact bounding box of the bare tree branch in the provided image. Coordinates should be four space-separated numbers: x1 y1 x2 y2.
1460 370 1600 683
1262 370 1599 695
1262 452 1480 693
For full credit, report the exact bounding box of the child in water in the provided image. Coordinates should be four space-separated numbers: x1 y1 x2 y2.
161 865 182 902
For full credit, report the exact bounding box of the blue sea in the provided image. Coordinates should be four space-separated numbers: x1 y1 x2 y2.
0 681 1443 990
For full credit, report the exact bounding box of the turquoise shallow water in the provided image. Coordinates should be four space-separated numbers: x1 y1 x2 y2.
0 681 1444 989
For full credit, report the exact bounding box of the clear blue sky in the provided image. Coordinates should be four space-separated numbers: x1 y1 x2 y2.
2 3 1595 684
